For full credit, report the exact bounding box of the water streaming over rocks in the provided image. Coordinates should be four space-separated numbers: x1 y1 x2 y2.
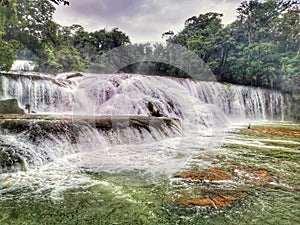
0 72 288 120
0 72 289 171
9 60 35 72
0 72 291 201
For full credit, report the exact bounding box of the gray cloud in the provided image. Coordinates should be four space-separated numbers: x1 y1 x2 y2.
53 0 244 43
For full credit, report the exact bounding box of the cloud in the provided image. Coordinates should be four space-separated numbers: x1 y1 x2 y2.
53 0 244 43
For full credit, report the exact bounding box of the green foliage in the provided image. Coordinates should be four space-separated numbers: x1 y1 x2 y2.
0 0 130 73
164 0 300 120
166 0 299 87
49 0 69 5
72 27 131 64
0 0 19 71
37 45 86 73
0 39 20 71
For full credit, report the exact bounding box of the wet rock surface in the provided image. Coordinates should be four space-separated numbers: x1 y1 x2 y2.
0 146 26 173
231 165 274 186
252 128 300 136
173 167 247 208
0 115 180 135
176 189 247 208
174 168 231 181
173 165 275 208
0 99 24 114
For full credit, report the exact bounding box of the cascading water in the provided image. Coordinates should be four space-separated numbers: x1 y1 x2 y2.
0 72 287 120
0 73 75 113
9 60 35 72
0 72 289 165
0 72 290 199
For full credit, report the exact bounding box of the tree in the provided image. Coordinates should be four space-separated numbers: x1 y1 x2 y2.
0 0 71 71
165 12 236 77
4 0 58 56
162 0 299 93
37 44 85 72
236 0 299 45
90 28 131 52
0 0 18 71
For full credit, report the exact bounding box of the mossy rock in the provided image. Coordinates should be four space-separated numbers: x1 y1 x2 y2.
0 99 25 114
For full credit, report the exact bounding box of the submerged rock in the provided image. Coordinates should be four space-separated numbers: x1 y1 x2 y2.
232 165 274 186
252 128 300 136
176 189 247 208
173 167 247 208
174 168 231 181
0 99 25 114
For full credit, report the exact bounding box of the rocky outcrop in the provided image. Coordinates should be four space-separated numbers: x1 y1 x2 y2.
0 99 25 114
147 101 163 117
66 72 83 79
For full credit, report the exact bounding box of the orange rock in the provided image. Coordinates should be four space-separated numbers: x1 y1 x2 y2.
176 190 247 208
259 170 268 177
233 165 273 186
177 198 214 207
174 168 231 181
252 128 300 136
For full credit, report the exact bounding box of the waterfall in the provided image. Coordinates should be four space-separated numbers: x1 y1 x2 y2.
74 73 287 121
0 72 290 174
10 60 35 72
0 73 75 113
0 72 288 120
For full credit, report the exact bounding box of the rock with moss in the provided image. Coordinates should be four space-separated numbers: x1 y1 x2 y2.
0 99 25 114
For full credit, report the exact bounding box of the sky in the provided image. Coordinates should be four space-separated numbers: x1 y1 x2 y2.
53 0 244 43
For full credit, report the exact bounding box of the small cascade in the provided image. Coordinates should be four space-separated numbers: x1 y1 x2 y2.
0 117 181 173
178 79 286 120
0 73 75 113
10 60 35 72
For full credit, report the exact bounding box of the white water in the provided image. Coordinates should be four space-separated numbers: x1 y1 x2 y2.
0 72 290 198
0 73 287 120
10 60 35 72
